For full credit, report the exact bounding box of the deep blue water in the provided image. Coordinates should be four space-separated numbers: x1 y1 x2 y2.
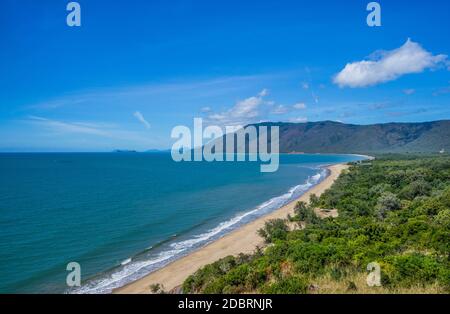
0 153 364 293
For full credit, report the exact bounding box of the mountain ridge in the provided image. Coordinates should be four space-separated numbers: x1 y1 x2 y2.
244 120 450 154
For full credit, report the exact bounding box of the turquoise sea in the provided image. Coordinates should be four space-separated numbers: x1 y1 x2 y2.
0 153 364 293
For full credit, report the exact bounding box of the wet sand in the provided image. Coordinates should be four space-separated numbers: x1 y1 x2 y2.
115 163 349 294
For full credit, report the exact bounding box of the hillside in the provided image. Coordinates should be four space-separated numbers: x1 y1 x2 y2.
246 120 450 154
183 156 450 294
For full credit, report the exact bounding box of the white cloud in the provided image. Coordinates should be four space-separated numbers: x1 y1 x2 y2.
28 116 110 136
232 96 262 118
27 116 154 145
201 106 212 112
311 91 319 104
433 83 450 96
258 88 269 97
333 39 448 88
271 105 288 114
293 102 306 110
133 111 151 129
301 82 309 90
403 89 416 95
289 117 308 123
206 89 269 126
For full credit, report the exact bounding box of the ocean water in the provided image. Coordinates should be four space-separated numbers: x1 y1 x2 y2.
0 153 364 293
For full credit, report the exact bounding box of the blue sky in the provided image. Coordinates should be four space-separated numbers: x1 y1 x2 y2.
1 0 449 151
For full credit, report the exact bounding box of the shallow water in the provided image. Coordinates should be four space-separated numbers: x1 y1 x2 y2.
0 153 363 293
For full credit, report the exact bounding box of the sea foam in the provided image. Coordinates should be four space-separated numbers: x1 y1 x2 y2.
70 168 328 294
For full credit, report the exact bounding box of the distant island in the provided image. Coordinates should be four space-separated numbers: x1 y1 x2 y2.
112 150 138 153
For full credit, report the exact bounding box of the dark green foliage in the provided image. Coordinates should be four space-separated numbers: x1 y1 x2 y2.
257 219 289 244
294 201 320 224
376 192 401 218
346 281 358 291
329 267 346 281
261 276 308 294
400 179 432 200
385 253 447 288
183 156 450 293
182 254 257 293
149 283 165 294
309 194 320 207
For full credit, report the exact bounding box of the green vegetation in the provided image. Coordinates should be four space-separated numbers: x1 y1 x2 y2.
251 120 450 154
149 283 165 294
182 155 450 294
257 219 289 244
292 201 321 224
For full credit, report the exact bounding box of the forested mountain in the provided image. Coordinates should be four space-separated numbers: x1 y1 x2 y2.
249 120 450 154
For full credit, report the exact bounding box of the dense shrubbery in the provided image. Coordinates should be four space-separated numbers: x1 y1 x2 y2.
376 192 401 218
183 155 450 294
293 201 321 225
257 219 289 244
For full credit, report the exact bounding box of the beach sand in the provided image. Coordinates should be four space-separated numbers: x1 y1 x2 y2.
114 163 349 294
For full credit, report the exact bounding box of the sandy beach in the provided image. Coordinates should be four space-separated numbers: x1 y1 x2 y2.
114 163 349 294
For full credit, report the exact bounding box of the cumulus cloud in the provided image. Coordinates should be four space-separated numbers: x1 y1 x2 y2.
206 89 269 126
258 88 269 97
204 89 309 125
271 105 288 115
230 96 262 118
333 39 448 88
293 103 306 110
133 111 151 129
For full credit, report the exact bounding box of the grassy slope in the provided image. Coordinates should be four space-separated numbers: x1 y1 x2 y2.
182 155 450 294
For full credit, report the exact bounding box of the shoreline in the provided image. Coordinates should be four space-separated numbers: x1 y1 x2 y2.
114 163 349 294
